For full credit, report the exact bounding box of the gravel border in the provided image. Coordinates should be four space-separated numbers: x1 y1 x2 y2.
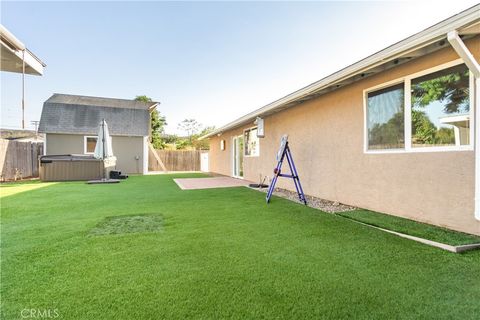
250 186 356 213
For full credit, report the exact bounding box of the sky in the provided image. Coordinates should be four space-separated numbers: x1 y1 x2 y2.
1 0 478 134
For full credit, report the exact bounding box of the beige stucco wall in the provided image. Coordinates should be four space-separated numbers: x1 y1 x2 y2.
209 37 480 235
46 133 145 174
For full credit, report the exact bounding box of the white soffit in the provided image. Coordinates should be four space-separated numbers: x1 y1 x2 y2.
201 4 480 139
0 25 45 76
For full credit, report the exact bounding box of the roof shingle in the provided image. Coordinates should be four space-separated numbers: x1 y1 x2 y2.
38 94 157 136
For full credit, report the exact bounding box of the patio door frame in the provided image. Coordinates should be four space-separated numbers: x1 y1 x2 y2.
232 134 244 179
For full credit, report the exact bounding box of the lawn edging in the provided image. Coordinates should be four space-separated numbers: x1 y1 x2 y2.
337 215 480 253
249 186 480 253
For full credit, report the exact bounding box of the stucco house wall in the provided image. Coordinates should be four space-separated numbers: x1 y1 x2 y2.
209 37 480 235
45 133 146 174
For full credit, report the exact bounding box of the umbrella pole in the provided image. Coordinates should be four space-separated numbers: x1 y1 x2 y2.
102 120 106 179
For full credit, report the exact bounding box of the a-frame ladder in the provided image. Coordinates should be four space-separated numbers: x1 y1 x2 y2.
266 139 307 205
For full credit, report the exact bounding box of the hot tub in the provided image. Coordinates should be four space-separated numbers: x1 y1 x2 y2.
39 154 116 182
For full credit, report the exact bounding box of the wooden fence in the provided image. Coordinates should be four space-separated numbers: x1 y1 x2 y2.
0 139 44 180
149 149 205 172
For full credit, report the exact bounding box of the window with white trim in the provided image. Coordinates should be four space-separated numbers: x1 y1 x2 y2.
367 83 405 150
365 61 473 152
244 127 259 156
84 136 97 154
411 64 470 148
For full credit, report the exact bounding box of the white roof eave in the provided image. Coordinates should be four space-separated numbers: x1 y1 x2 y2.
200 4 480 140
0 24 46 76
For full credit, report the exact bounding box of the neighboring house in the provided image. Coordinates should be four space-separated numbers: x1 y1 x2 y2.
202 6 480 235
38 94 159 174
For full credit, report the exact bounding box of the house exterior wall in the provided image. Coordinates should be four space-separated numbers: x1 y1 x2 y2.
45 133 146 174
209 37 480 235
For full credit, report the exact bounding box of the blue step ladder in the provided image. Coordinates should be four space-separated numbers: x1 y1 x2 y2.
266 135 307 205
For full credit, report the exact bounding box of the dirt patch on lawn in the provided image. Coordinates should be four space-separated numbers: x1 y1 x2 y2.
89 215 163 236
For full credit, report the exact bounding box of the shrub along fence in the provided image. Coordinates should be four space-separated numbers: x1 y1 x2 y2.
0 139 44 180
149 149 206 172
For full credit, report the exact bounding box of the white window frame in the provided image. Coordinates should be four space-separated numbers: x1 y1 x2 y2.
84 136 98 154
243 126 260 157
232 134 244 179
363 59 474 154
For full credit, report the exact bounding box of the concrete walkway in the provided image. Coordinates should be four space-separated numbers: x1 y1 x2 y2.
147 171 203 175
174 176 251 190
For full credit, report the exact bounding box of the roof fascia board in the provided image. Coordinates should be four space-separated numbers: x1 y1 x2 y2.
201 4 480 139
1 39 45 75
22 49 45 75
0 24 25 50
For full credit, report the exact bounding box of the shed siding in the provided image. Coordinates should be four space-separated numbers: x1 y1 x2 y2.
112 136 145 174
45 133 145 174
46 134 83 155
209 37 480 235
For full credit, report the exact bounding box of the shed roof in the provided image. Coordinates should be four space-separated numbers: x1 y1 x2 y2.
38 94 159 136
201 4 480 139
45 93 158 110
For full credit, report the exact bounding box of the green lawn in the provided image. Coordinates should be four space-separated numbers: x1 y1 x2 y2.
1 174 479 319
337 210 480 246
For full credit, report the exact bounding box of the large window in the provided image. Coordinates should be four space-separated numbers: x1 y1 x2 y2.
84 136 98 154
367 84 405 150
244 127 259 156
365 60 472 152
411 64 470 148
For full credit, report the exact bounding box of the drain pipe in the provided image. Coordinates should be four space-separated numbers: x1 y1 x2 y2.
22 49 25 129
448 30 480 221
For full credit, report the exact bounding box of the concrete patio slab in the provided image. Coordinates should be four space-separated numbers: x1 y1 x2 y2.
174 177 251 190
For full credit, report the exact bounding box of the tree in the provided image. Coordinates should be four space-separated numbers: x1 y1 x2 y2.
409 66 468 146
192 126 215 150
162 134 178 144
135 95 152 103
435 127 455 145
369 111 405 148
134 95 167 149
411 110 455 146
177 119 202 143
411 67 469 114
411 110 437 145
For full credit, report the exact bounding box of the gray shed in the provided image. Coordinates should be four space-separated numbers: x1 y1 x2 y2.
38 93 158 174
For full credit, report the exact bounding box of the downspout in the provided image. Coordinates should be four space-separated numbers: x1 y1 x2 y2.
22 49 25 129
447 30 480 221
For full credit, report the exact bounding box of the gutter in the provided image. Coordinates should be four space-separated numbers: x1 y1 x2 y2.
447 30 480 221
0 24 25 50
0 24 46 75
200 4 480 140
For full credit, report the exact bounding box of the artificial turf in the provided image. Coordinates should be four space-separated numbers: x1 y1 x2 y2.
337 209 480 246
1 174 480 319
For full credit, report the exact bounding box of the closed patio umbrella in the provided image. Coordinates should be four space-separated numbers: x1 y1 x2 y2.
94 119 114 160
87 119 119 184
